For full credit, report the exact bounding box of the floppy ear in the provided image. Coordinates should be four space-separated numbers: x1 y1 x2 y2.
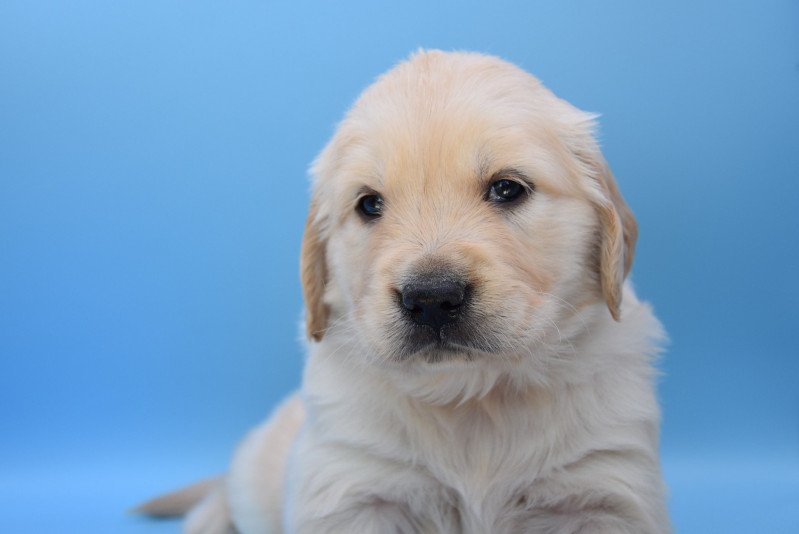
300 200 329 341
588 155 638 321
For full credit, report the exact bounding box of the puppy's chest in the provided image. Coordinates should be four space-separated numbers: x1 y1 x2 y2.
400 399 562 509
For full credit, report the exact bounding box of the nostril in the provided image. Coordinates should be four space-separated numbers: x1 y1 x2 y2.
440 297 462 317
400 291 420 312
440 285 465 309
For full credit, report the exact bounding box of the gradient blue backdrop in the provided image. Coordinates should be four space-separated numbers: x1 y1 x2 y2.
2 1 797 532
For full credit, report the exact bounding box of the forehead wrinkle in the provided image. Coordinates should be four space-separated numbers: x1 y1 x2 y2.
389 124 486 197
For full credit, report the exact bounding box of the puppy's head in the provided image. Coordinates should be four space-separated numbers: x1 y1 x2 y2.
301 50 636 365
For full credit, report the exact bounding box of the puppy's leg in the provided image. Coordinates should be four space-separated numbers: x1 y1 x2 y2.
514 449 670 534
226 393 306 534
516 508 657 534
286 440 458 534
295 501 436 534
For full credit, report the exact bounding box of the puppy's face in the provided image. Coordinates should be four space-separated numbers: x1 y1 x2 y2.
302 51 636 365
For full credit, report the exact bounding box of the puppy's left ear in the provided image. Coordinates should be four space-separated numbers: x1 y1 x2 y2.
586 153 638 321
300 200 329 341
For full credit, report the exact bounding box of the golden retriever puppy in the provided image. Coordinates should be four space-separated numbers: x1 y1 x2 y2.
137 49 669 533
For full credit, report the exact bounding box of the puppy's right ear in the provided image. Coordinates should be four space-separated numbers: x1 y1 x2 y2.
300 200 328 341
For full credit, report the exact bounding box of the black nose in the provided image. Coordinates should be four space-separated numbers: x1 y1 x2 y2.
400 277 467 332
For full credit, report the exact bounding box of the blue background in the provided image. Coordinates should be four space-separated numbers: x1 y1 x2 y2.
2 1 797 532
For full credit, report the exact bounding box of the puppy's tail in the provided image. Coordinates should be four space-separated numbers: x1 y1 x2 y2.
133 477 218 517
132 477 236 534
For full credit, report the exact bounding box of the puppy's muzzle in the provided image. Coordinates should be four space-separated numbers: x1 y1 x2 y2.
399 274 468 333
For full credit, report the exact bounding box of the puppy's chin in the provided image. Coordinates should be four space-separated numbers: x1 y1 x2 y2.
400 339 480 364
374 320 509 365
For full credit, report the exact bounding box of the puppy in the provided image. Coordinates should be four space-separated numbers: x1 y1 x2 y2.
137 50 669 533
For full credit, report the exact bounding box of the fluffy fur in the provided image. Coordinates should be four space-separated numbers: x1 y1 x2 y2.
137 50 669 533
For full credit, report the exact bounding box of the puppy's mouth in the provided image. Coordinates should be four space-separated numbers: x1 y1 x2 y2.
394 322 495 363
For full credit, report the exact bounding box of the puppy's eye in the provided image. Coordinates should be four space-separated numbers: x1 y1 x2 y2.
357 194 384 219
487 179 527 203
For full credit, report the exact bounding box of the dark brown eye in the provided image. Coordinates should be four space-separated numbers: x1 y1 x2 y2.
357 194 384 218
487 178 527 203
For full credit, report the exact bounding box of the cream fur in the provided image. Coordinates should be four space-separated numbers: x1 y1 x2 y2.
187 50 669 533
